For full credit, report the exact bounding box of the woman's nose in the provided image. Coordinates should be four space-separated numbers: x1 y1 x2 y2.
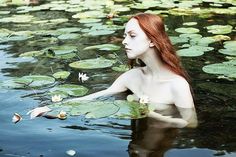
122 37 127 45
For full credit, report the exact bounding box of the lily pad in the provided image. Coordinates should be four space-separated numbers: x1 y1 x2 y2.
112 65 129 72
49 84 88 97
69 58 116 69
183 22 197 26
78 18 101 23
52 71 71 80
58 33 81 40
177 46 213 57
43 45 77 55
218 49 236 56
83 44 121 51
19 51 44 57
206 25 233 34
1 75 55 89
0 14 34 23
48 100 149 119
202 62 236 77
87 30 115 36
175 27 200 34
223 41 236 49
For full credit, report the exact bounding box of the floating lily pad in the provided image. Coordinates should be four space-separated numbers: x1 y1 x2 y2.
175 27 200 34
78 18 101 23
58 33 81 40
183 22 197 26
72 11 106 19
87 30 115 36
49 84 88 97
19 51 44 57
69 58 116 69
206 25 233 34
0 14 35 23
177 46 213 57
223 41 236 49
202 62 236 77
218 49 236 56
169 36 188 45
43 45 77 55
56 27 81 34
112 65 129 72
83 44 121 51
48 100 149 119
52 71 71 80
1 75 55 89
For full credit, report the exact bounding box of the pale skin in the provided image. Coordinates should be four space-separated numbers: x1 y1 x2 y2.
66 18 198 128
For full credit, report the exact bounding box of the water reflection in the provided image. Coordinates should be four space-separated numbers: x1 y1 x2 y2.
128 117 178 157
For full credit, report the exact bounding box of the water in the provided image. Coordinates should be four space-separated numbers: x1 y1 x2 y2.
0 0 236 157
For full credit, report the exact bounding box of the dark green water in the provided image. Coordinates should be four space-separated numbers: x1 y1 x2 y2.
0 0 236 157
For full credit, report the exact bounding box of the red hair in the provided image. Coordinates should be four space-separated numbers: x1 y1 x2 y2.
129 13 189 81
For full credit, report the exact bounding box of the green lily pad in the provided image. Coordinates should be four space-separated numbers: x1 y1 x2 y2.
112 65 129 72
72 11 106 19
177 48 204 57
48 101 119 118
87 30 115 36
1 75 55 89
202 62 236 77
0 14 34 23
49 84 88 97
212 35 231 41
43 45 77 55
58 33 81 40
190 37 217 46
56 27 81 34
69 58 116 69
206 25 233 34
218 49 236 56
19 51 44 57
52 71 71 80
177 46 213 57
169 36 188 45
223 41 236 49
183 22 197 26
78 18 101 23
175 27 200 34
48 100 149 119
83 44 121 51
112 100 148 119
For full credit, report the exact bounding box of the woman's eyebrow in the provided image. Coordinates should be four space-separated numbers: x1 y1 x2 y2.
124 30 135 35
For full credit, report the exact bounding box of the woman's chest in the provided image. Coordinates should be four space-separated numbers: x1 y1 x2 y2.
128 79 174 105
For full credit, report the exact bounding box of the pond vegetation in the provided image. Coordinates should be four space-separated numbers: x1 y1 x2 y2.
0 0 235 156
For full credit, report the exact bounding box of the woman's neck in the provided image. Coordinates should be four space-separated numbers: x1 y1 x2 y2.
139 49 175 80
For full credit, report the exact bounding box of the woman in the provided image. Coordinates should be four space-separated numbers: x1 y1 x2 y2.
68 13 198 128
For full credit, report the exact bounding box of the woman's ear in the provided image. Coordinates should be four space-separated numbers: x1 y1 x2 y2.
149 41 154 47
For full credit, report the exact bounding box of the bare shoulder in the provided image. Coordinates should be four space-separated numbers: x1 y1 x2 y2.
121 67 143 78
170 76 190 93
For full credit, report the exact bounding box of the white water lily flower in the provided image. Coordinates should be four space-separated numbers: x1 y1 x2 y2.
66 149 76 156
78 72 89 83
139 95 149 104
12 113 22 123
51 95 63 103
27 106 52 119
57 110 67 120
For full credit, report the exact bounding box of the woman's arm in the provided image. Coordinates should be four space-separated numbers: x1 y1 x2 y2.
65 70 133 102
148 78 198 128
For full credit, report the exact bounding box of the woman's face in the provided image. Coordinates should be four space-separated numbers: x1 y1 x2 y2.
122 18 151 59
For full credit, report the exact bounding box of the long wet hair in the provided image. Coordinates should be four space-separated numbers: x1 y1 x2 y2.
128 13 189 82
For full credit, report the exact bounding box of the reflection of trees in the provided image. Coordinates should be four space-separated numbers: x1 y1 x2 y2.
128 118 178 157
